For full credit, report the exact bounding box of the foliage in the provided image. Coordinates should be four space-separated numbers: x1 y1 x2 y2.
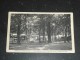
10 14 71 44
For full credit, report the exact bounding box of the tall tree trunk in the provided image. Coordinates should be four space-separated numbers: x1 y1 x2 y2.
64 26 67 43
25 27 27 41
51 26 54 42
43 28 45 42
39 26 41 43
17 20 21 44
47 22 51 43
43 23 45 42
24 16 27 42
66 26 69 42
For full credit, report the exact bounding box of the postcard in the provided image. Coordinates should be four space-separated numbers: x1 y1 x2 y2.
6 12 75 53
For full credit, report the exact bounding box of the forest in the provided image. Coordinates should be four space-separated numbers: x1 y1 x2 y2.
10 14 71 45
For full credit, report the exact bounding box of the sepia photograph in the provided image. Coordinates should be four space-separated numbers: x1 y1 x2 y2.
6 12 75 53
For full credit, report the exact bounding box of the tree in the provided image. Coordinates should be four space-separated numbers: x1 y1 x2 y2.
54 14 71 42
11 14 22 44
16 15 22 44
46 15 53 43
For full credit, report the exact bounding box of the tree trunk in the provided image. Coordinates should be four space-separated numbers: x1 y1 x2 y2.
43 23 45 42
51 26 54 42
24 16 28 42
17 20 21 44
43 28 45 42
39 26 41 43
64 26 67 43
47 22 51 43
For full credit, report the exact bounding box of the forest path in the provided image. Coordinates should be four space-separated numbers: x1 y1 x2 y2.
10 41 72 50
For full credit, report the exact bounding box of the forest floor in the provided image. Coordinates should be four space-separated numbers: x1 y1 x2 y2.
9 41 72 50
